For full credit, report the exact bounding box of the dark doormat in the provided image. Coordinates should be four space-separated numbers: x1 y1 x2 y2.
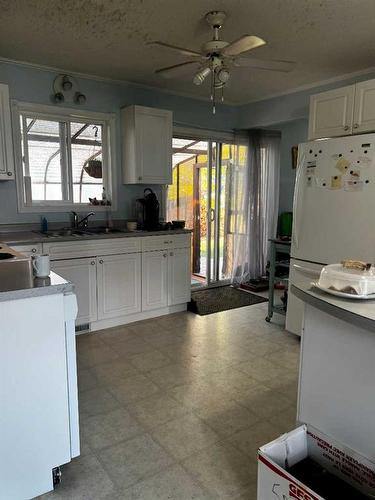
188 285 268 316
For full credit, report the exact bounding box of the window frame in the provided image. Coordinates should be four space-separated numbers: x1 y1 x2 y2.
12 100 117 213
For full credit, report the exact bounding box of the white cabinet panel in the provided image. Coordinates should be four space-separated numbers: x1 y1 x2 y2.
44 237 141 260
51 258 97 325
353 79 375 134
168 247 191 306
97 253 141 320
308 85 354 139
122 105 172 184
0 83 15 180
9 243 43 257
142 250 168 311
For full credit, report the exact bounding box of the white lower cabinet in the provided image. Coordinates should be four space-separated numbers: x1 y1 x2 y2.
51 258 97 325
142 250 168 311
97 253 141 320
168 247 191 305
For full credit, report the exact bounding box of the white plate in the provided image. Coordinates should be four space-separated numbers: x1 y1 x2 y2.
313 282 375 300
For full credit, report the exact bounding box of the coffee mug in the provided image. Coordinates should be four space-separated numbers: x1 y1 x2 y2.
31 254 50 278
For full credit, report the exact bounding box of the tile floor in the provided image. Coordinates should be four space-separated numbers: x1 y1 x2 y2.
39 301 300 500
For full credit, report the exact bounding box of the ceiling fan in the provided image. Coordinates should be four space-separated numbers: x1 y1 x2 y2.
149 11 295 112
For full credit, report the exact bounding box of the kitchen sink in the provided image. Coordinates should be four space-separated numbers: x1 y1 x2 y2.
34 229 90 238
82 227 124 235
34 227 124 238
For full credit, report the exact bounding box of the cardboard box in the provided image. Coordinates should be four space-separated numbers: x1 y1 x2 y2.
257 425 375 499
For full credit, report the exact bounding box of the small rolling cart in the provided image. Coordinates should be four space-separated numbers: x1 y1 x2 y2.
265 238 291 322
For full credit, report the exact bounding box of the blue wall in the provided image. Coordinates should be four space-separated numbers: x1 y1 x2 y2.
0 61 238 225
2 60 375 226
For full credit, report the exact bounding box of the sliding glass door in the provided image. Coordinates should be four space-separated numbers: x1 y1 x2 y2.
167 136 239 288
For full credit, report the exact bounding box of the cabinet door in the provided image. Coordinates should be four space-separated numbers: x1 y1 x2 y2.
135 107 172 184
142 250 168 311
308 85 355 139
51 258 97 325
97 253 141 320
353 79 375 134
168 247 191 306
0 84 14 180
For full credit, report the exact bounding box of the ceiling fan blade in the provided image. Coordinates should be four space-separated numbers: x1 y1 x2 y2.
233 57 295 72
221 35 266 56
148 41 202 58
155 61 200 78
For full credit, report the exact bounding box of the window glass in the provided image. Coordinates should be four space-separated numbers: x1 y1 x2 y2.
18 109 111 208
70 122 104 203
21 117 64 201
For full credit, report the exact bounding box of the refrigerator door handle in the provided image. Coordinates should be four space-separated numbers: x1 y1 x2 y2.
293 263 321 278
292 149 306 251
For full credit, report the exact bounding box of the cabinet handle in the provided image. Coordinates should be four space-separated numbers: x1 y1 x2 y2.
138 176 142 181
164 241 169 244
169 240 173 244
99 259 103 264
31 248 37 253
353 123 359 129
91 261 96 265
343 125 349 131
170 252 174 256
7 171 12 176
163 253 167 258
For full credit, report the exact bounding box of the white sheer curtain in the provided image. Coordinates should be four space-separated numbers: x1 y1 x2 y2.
231 129 281 284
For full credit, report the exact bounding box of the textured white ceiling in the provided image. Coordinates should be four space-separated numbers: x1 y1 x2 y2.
1 0 375 104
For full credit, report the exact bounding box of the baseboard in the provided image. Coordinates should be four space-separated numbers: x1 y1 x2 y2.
88 303 187 332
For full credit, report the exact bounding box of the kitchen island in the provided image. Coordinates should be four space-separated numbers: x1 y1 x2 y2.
292 283 375 462
0 269 79 499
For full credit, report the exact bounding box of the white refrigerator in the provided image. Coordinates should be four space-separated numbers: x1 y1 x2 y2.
286 133 375 335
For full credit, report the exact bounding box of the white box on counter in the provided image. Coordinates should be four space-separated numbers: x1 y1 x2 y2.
257 424 375 500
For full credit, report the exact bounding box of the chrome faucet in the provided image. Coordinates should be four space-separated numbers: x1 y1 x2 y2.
71 211 95 229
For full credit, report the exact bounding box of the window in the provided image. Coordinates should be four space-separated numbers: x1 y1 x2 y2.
13 102 115 211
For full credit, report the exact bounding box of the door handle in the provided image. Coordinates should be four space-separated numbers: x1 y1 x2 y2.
210 208 215 222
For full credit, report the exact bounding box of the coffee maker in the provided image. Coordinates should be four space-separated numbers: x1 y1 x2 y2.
136 188 160 231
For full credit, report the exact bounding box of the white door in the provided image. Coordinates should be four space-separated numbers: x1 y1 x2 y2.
286 258 324 336
308 85 355 139
292 135 375 265
142 250 168 311
353 79 375 134
97 253 141 320
168 247 191 305
51 258 97 325
135 107 172 184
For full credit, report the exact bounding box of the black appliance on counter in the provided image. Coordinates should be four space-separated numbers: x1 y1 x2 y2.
136 188 160 231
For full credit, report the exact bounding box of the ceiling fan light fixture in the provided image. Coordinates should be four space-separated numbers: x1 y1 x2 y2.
216 67 230 84
193 66 211 85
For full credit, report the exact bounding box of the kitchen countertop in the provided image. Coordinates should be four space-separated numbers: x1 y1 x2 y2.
0 228 192 246
292 283 375 332
0 271 74 302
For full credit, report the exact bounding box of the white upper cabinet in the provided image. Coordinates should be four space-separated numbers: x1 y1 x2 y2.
352 79 375 134
308 85 355 140
122 105 172 185
308 78 375 139
0 84 15 180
